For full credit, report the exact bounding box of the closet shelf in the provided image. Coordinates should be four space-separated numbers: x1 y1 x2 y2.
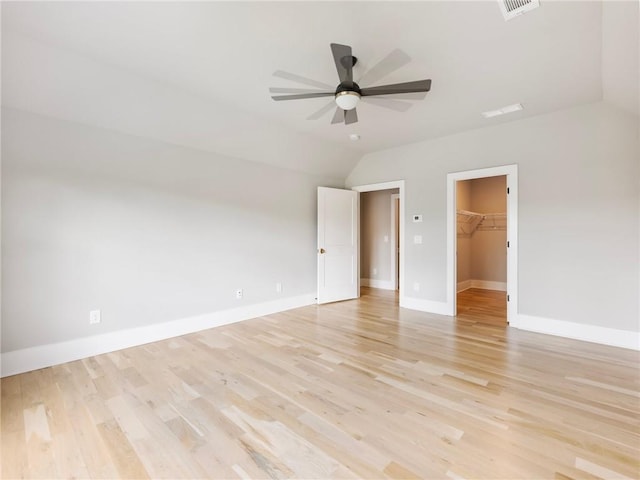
457 210 506 236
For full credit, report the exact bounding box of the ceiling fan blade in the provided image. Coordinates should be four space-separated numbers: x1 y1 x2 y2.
273 70 333 89
345 108 358 125
270 87 332 94
331 107 344 124
307 100 337 120
361 79 432 97
271 92 335 101
330 43 353 83
357 49 411 88
360 96 413 112
374 91 429 100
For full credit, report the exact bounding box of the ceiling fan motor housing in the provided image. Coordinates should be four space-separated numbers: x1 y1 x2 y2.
335 81 362 96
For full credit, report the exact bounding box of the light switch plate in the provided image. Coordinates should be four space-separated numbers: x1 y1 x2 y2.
413 215 423 222
414 235 423 244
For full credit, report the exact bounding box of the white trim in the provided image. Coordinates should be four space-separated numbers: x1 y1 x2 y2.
361 278 396 290
400 296 451 316
512 314 640 351
447 165 518 321
1 294 315 377
390 193 400 291
458 279 507 292
351 181 405 305
351 181 404 193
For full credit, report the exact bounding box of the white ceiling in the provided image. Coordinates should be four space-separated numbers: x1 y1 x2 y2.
2 1 638 178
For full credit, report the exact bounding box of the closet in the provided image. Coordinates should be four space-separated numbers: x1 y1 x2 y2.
456 176 507 324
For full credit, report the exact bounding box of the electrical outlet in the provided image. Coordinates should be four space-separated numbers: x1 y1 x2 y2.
235 289 243 299
372 267 377 276
413 282 420 292
89 310 101 325
276 282 282 293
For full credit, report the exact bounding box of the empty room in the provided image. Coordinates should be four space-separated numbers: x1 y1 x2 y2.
1 1 639 479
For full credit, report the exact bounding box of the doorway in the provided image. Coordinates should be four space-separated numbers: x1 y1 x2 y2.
359 189 400 293
456 176 507 325
446 165 518 323
352 181 405 303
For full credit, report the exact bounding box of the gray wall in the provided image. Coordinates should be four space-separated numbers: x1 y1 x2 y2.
360 189 398 285
469 176 507 284
347 101 639 332
457 176 506 286
1 108 342 352
456 180 472 283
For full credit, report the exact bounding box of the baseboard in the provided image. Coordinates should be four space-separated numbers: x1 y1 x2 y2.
512 314 640 351
401 296 453 316
361 278 396 290
1 293 316 377
457 279 507 292
472 279 507 291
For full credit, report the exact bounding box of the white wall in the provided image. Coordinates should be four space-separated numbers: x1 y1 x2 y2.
1 108 342 356
1 30 361 180
347 101 639 334
602 0 639 117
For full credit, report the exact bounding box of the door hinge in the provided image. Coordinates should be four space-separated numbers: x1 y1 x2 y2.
507 241 510 248
507 187 510 194
507 294 510 302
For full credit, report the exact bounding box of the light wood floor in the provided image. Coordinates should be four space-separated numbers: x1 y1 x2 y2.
457 288 507 326
2 287 639 479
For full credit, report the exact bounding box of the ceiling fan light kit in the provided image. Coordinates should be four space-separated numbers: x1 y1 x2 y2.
335 91 360 110
270 43 432 125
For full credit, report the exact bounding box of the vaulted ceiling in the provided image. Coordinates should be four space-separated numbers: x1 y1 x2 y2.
2 1 638 179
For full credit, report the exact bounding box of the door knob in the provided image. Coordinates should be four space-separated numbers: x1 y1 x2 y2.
319 248 326 254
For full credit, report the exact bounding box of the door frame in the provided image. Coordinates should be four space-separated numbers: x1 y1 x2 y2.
391 193 400 291
446 165 518 322
351 180 405 301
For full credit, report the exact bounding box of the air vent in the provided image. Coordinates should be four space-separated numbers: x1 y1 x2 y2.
498 0 540 20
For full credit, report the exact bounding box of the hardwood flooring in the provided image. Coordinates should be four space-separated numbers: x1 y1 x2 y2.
457 288 507 326
2 287 639 479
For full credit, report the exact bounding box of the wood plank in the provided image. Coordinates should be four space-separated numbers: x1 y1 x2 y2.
1 287 638 478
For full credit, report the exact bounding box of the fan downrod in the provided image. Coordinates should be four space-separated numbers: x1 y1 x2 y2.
340 55 358 69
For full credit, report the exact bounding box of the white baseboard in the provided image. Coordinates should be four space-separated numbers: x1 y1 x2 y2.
361 278 396 290
1 293 316 377
457 279 507 292
512 314 640 351
401 296 453 316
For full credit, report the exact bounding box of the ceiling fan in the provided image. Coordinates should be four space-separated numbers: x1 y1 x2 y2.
270 43 432 125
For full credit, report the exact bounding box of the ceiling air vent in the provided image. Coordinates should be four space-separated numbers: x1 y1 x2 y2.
498 0 540 20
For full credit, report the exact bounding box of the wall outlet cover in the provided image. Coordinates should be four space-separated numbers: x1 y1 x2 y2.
89 310 101 325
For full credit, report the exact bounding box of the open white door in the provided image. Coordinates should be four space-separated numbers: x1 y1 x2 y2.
317 187 358 304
